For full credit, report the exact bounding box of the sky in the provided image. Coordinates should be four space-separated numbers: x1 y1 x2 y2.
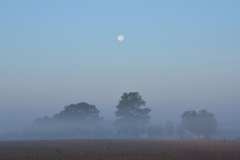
0 0 240 132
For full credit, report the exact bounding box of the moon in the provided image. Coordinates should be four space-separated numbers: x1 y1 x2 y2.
118 35 124 41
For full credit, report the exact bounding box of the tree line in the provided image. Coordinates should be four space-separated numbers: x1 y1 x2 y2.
24 92 217 139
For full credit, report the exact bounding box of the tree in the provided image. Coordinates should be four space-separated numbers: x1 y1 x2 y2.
26 102 104 139
53 102 103 137
181 109 217 139
25 116 54 137
114 92 151 137
53 102 103 123
165 121 175 136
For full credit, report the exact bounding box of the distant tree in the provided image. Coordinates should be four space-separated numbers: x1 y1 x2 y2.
53 102 103 124
26 102 104 139
53 102 103 138
27 116 54 137
147 123 164 138
114 92 151 137
181 109 217 139
165 121 175 136
32 116 52 126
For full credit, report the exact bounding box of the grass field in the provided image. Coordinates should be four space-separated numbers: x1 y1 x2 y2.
0 139 240 160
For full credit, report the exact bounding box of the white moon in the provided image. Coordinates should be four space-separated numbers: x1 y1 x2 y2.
118 35 124 41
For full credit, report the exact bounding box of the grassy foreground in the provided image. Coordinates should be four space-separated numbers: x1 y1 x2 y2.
0 139 240 160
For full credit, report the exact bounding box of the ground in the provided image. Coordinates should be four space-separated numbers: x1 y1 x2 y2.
0 139 240 160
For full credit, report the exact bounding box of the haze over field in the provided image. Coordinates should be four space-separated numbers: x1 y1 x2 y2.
0 1 239 134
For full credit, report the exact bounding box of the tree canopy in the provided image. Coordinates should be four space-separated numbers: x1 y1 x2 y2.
25 102 103 138
53 102 103 124
181 109 217 139
114 92 151 137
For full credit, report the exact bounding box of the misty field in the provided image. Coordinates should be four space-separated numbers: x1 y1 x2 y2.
0 139 240 160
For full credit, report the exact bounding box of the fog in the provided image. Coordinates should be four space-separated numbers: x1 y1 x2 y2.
1 1 240 140
1 93 240 141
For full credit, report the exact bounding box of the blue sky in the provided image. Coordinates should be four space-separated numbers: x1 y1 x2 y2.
0 0 240 131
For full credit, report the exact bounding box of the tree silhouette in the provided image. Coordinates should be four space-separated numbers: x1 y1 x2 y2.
53 102 103 124
181 109 217 139
26 102 103 138
114 92 151 137
53 102 103 138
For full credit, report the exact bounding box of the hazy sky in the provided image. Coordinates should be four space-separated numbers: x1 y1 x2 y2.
0 0 240 132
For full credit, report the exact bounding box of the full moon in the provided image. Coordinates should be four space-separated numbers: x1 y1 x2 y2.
118 35 124 41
